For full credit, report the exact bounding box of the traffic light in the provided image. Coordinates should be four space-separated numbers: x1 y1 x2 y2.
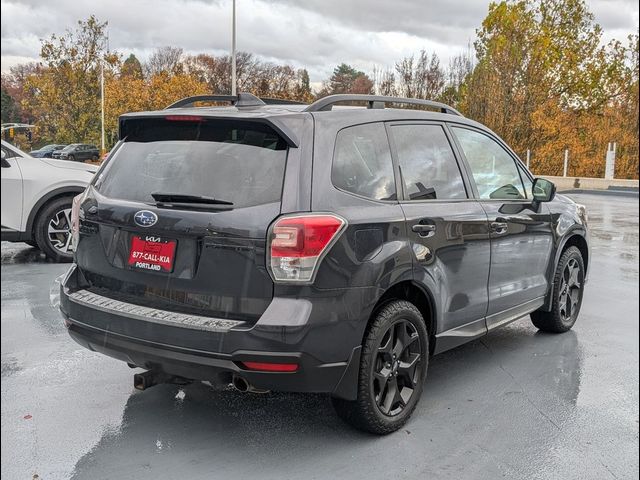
26 130 32 141
9 127 14 139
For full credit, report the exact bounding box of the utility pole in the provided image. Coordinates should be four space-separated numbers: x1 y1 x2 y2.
231 0 237 96
563 149 569 177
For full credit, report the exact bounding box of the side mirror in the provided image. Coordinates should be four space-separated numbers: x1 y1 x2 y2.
532 178 556 203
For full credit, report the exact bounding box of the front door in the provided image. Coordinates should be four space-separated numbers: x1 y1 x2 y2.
449 125 554 329
387 122 491 352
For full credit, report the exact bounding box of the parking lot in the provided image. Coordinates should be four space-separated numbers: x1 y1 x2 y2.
1 192 638 480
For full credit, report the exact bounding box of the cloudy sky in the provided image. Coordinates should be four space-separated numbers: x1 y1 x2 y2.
1 0 638 83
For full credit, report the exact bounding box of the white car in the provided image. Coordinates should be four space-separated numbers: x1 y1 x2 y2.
1 139 98 262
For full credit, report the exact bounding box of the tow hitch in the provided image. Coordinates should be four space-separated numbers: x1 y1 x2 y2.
133 370 192 391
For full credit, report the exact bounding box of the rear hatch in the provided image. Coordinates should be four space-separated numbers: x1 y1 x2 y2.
74 116 289 325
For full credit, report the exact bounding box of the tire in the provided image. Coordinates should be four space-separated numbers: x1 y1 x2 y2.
531 246 585 333
91 154 99 161
68 154 75 161
332 300 429 435
25 241 38 248
34 196 74 263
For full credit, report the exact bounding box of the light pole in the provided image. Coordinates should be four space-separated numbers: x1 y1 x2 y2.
100 60 105 155
100 32 109 156
231 0 237 96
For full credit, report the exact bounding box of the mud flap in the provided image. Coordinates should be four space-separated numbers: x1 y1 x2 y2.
330 346 361 401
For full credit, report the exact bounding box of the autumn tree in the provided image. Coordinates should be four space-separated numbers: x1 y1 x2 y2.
103 71 209 146
372 66 397 96
395 50 445 100
145 46 184 76
320 63 374 95
22 16 118 145
440 46 475 108
1 86 19 123
293 69 313 102
2 63 41 124
122 54 143 78
460 0 638 177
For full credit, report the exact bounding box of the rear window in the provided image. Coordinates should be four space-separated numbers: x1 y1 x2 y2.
95 118 288 208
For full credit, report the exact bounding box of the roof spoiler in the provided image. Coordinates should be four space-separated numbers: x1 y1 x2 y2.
118 113 299 148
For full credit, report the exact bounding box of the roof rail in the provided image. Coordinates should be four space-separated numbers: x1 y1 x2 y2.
165 92 265 109
304 94 463 116
260 97 307 105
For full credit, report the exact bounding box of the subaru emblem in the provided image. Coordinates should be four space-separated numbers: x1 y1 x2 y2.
133 210 158 228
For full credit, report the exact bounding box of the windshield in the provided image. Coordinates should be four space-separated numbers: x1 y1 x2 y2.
95 119 288 209
62 144 79 152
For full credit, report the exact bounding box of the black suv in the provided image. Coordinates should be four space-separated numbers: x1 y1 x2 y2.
60 93 589 434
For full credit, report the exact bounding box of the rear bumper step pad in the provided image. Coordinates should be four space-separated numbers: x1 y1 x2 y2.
67 289 244 333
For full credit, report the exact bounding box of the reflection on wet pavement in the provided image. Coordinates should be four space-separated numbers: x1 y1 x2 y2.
1 193 638 480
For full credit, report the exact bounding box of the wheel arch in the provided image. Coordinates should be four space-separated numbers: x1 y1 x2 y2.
332 280 438 401
26 186 85 241
560 233 589 274
542 230 589 311
367 280 437 355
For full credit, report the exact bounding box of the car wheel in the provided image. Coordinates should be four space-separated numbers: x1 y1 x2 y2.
34 196 75 263
68 154 75 161
332 300 428 435
91 154 99 161
531 246 585 333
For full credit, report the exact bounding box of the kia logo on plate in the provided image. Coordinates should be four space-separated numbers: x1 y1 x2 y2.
133 210 158 228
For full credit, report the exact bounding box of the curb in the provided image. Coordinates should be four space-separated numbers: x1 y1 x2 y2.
559 189 639 198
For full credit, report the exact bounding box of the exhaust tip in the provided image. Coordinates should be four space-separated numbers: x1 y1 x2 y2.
232 375 249 393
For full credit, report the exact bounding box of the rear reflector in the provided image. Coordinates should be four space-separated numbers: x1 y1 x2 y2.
241 362 299 372
267 214 346 283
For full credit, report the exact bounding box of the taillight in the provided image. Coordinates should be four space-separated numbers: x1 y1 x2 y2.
267 214 346 283
70 194 83 251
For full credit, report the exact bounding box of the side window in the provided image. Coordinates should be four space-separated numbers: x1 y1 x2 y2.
452 127 526 200
332 123 396 201
391 124 467 200
518 163 533 199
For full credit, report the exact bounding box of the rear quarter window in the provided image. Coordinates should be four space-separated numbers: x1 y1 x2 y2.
331 122 396 201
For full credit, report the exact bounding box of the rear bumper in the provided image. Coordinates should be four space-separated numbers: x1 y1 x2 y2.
60 265 374 399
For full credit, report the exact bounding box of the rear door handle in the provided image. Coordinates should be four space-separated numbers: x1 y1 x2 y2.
490 222 508 235
412 224 436 237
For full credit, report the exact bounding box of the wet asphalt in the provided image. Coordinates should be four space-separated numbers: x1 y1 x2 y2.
1 193 638 480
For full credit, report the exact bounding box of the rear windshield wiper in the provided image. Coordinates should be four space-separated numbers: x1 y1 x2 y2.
151 193 234 205
150 193 234 210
